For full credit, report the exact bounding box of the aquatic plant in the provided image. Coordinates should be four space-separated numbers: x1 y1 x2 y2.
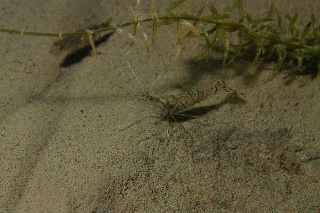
0 0 319 77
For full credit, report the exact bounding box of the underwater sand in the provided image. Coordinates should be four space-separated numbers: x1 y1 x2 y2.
0 0 320 212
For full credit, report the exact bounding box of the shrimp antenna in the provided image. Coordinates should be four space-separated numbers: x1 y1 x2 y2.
120 49 147 96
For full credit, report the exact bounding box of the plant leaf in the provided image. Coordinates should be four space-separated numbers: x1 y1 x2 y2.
301 22 311 39
197 0 206 17
164 0 187 13
273 44 287 74
222 29 229 66
311 14 319 37
254 40 265 63
181 0 196 15
286 13 298 36
238 0 246 23
227 31 243 64
249 17 273 26
200 14 230 22
205 1 218 15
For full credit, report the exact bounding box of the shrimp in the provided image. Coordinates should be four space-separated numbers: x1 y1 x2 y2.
121 49 237 121
145 80 236 115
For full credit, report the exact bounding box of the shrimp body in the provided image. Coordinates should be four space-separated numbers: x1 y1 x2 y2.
145 80 236 114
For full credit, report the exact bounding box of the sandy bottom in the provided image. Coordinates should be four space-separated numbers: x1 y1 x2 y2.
1 0 320 212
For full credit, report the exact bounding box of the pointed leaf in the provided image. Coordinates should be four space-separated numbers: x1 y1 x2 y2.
205 1 218 15
273 44 286 74
181 0 196 15
227 31 243 65
222 30 229 66
225 0 240 15
249 17 273 26
175 19 183 59
206 26 217 35
275 7 282 28
201 29 211 58
245 13 252 22
286 13 298 36
137 23 151 56
181 20 200 37
197 0 206 17
268 2 275 18
200 14 230 21
151 19 158 47
208 27 221 51
301 22 311 39
296 54 303 69
254 40 265 63
311 14 319 37
238 0 246 23
159 18 176 26
164 0 187 13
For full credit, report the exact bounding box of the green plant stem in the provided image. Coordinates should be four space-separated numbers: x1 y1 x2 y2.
0 14 316 55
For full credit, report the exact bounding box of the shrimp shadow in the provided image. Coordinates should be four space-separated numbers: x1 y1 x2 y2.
59 32 114 67
164 95 245 123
